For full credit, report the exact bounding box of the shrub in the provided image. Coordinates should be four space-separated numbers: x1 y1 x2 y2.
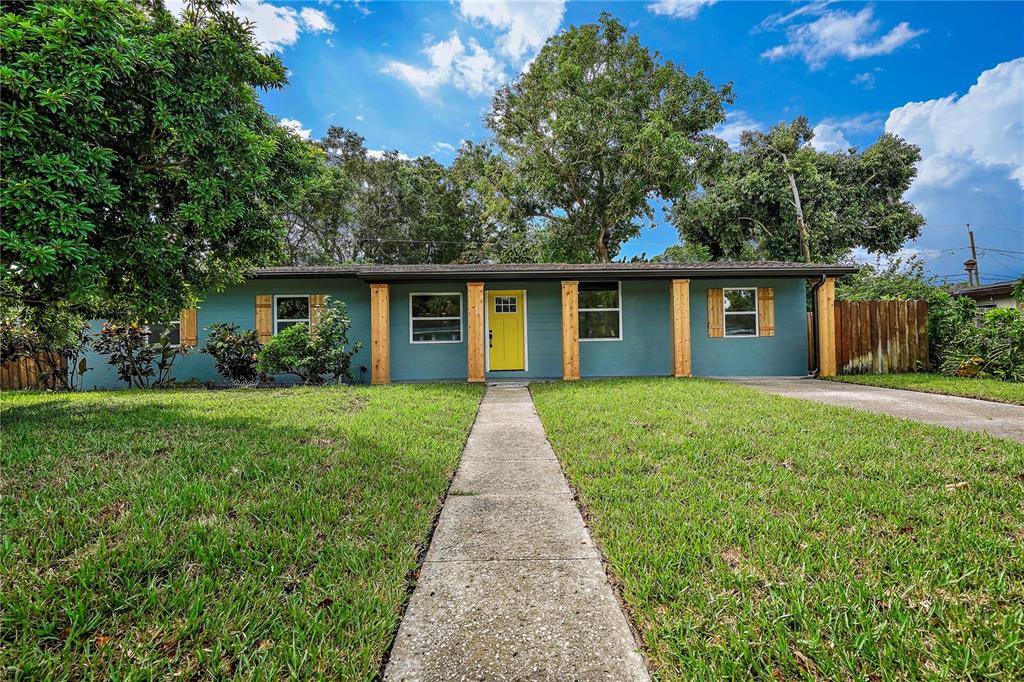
940 307 1024 382
256 298 362 384
93 322 188 388
203 323 264 383
0 289 91 390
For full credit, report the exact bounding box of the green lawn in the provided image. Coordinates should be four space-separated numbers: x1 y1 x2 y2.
531 378 1024 681
827 373 1024 406
1 385 483 680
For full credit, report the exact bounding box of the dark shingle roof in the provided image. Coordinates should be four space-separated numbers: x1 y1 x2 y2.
250 261 858 280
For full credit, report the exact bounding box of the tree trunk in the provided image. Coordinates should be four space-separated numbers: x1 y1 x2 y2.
595 226 610 263
782 153 811 262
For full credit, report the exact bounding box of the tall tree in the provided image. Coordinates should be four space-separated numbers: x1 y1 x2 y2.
481 13 732 262
672 116 925 263
0 0 321 320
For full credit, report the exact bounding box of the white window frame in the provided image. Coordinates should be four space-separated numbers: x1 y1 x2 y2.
273 294 311 334
409 292 463 344
579 280 623 342
723 287 759 338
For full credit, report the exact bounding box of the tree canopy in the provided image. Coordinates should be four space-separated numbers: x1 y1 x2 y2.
1 0 321 320
672 116 925 263
478 13 732 262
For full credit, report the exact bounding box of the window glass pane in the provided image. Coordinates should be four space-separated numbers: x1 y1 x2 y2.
578 282 619 309
148 323 180 346
579 310 620 339
277 320 308 332
412 294 460 318
412 318 461 342
276 296 309 320
494 296 517 313
723 289 756 313
725 313 757 337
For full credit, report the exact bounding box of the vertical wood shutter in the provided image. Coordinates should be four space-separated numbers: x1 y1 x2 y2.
757 288 776 337
309 294 326 334
179 308 198 347
707 288 724 338
255 295 273 343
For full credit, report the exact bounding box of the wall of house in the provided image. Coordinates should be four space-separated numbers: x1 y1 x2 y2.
78 274 811 389
689 277 809 377
80 277 372 389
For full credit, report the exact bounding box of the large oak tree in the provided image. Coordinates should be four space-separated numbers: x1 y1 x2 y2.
1 0 321 320
482 13 732 262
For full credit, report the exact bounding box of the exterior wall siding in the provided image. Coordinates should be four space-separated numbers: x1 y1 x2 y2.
77 275 810 389
689 277 809 377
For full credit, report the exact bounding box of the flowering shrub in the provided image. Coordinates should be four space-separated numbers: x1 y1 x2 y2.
203 323 264 383
256 298 361 384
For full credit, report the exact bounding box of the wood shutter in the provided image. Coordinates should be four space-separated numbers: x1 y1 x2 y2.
179 308 198 347
757 288 776 337
707 288 724 338
255 295 273 343
310 294 326 335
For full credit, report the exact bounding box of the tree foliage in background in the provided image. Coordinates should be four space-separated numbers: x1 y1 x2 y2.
478 13 731 263
673 116 925 263
1 0 321 321
284 127 487 265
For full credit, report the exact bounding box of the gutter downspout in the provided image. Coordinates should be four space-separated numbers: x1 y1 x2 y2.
808 274 827 378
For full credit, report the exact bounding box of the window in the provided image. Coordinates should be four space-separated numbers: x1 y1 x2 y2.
579 281 621 341
410 293 462 343
723 288 758 337
274 295 310 333
147 321 180 346
494 295 517 313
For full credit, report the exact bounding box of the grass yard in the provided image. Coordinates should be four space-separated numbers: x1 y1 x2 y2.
531 378 1024 680
827 373 1024 406
0 384 483 679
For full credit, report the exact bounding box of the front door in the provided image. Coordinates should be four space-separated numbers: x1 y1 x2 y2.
487 290 525 371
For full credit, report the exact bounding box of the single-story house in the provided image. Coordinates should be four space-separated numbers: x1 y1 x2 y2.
80 261 857 389
952 280 1023 312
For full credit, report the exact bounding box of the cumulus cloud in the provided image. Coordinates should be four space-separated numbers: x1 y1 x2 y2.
715 110 762 149
885 57 1024 189
382 32 506 97
367 149 412 161
761 6 924 70
459 0 566 60
809 123 851 152
646 0 718 20
165 0 335 52
279 118 311 139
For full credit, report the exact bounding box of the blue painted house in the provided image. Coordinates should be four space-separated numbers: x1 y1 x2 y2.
80 261 856 389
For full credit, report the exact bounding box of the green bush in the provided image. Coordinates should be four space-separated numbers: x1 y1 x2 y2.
93 322 187 388
203 323 263 383
940 307 1024 382
256 298 362 384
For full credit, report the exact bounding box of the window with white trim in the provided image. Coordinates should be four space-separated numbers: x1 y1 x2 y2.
147 321 180 346
723 288 758 337
410 293 462 343
578 281 621 340
275 295 310 333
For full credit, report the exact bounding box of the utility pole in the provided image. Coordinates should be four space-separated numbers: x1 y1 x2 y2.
963 223 980 286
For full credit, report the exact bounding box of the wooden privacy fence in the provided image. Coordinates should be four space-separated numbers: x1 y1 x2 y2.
808 299 928 375
1 354 67 390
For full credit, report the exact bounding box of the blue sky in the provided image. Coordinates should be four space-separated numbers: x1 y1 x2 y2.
201 0 1023 283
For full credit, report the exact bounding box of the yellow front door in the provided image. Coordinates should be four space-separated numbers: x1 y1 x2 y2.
487 290 525 371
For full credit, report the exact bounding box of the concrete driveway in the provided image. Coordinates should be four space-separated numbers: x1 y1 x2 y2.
730 378 1024 442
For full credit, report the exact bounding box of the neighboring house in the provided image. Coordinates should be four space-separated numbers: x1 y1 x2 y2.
952 281 1023 312
80 261 856 388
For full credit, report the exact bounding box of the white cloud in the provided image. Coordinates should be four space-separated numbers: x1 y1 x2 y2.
851 71 875 89
279 118 311 139
885 57 1024 189
367 149 411 161
715 111 762 149
382 32 506 97
433 142 457 153
165 0 335 53
459 0 566 61
810 123 850 152
355 114 365 122
646 0 718 20
761 6 923 70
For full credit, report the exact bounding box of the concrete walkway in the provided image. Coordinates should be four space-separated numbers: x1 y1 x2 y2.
384 385 649 681
731 377 1024 442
